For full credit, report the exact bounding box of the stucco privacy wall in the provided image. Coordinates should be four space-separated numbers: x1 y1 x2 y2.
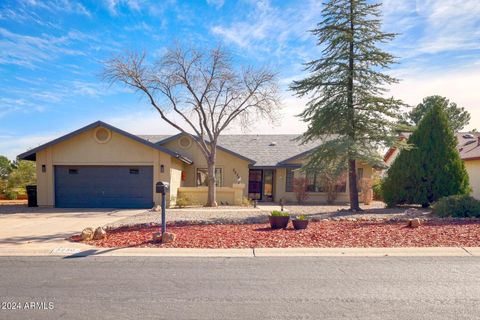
162 135 250 195
169 158 184 206
35 127 174 207
274 162 373 204
178 184 245 205
465 160 480 199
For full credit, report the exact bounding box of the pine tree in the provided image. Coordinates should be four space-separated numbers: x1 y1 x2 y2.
291 0 402 211
383 103 470 207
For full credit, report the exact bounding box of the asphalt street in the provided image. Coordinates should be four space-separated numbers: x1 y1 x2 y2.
1 256 480 320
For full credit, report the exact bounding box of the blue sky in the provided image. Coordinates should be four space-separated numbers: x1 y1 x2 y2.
1 0 480 160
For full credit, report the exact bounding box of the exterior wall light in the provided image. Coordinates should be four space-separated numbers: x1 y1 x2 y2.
42 165 46 173
160 165 165 173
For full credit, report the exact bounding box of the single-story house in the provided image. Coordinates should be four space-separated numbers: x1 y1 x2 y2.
18 121 375 208
384 132 480 199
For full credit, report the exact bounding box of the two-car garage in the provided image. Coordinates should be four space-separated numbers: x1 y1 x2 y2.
54 166 154 208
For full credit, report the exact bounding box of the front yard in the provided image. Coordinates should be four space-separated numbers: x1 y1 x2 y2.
72 220 480 248
67 201 480 249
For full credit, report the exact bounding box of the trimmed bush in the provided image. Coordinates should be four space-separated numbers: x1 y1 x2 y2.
175 195 192 208
383 103 470 207
433 195 480 218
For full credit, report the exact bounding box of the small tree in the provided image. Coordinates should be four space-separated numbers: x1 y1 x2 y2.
104 45 280 207
6 160 36 199
383 103 470 207
0 155 13 198
293 177 309 204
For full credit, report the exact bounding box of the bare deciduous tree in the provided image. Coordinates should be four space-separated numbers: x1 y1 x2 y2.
103 45 280 207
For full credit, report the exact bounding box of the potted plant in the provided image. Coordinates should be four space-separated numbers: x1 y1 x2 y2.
269 210 290 229
292 215 309 230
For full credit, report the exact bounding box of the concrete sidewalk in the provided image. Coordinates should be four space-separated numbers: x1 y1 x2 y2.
1 243 479 257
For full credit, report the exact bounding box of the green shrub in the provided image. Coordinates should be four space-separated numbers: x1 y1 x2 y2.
372 181 383 201
241 197 252 207
295 215 307 220
4 189 17 200
271 210 289 217
175 195 192 208
433 195 480 218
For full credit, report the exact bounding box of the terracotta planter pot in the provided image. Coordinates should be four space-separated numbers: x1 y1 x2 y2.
268 216 290 229
292 219 309 230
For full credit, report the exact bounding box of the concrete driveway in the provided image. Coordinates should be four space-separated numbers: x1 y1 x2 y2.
0 205 145 253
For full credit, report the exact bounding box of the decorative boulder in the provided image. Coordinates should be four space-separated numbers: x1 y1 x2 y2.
162 232 176 243
81 228 94 241
152 232 162 243
408 218 421 228
93 227 107 240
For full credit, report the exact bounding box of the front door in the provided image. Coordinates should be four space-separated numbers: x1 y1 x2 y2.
248 169 262 200
263 170 274 202
248 169 275 201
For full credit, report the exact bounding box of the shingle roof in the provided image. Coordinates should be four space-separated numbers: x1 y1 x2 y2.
141 134 322 167
137 135 172 143
391 132 480 161
457 132 480 160
216 135 321 167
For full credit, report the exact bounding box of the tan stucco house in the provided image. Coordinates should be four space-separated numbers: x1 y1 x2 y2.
18 121 374 208
384 132 480 200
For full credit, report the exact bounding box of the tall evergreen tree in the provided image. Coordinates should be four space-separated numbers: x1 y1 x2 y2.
291 0 402 211
383 103 470 207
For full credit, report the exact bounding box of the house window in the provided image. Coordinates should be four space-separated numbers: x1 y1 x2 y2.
285 168 294 192
196 168 223 187
306 172 322 192
306 171 347 193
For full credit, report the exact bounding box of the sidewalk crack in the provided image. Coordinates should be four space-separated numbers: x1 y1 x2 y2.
461 247 473 256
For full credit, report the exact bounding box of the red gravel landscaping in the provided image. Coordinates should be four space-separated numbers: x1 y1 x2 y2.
71 220 480 248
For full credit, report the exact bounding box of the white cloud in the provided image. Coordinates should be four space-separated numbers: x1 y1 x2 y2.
0 97 45 119
210 0 321 55
206 0 225 9
104 0 144 15
124 22 153 32
21 0 91 17
0 28 87 68
0 133 58 161
390 65 480 131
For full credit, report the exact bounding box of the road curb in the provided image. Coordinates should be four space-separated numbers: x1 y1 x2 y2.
1 246 479 257
254 247 473 257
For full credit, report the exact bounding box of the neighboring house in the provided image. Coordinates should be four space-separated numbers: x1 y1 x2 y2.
18 121 375 208
384 132 480 199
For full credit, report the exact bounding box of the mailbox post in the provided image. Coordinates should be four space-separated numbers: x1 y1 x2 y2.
156 181 170 234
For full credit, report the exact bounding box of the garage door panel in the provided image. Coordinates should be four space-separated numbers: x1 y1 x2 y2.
54 166 153 208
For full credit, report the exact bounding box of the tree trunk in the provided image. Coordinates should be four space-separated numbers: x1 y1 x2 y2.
205 158 218 207
347 0 361 212
348 159 361 211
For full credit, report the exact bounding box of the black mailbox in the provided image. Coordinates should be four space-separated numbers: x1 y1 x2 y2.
156 181 170 194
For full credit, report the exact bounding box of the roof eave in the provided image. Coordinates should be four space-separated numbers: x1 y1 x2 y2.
17 121 193 164
158 132 256 164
